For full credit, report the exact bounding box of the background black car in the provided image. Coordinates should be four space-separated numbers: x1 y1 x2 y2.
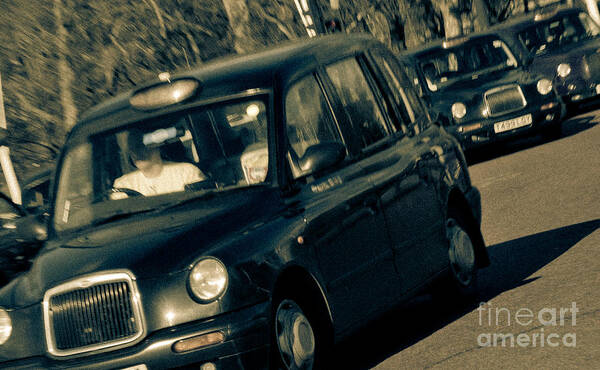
0 34 488 369
492 6 600 117
403 33 564 150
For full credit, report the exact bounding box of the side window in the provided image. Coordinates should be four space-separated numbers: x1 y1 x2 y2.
325 58 389 149
285 74 342 178
54 142 93 230
371 53 427 132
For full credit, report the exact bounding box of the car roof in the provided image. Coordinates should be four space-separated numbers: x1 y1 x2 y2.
73 33 381 139
489 6 585 34
404 6 586 60
404 32 505 59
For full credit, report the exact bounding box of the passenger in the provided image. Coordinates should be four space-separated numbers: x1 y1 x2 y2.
112 129 205 197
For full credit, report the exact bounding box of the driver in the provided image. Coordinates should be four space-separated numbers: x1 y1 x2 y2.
112 129 205 197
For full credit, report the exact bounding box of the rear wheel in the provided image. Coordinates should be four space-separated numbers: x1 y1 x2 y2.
440 208 479 299
447 217 477 288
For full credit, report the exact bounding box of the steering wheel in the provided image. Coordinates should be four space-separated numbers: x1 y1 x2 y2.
109 187 144 197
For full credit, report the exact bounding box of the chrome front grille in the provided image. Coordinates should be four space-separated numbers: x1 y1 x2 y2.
43 271 144 356
484 85 527 116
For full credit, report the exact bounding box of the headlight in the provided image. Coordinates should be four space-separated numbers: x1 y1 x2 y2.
537 79 553 95
451 102 467 119
557 63 571 78
0 308 12 345
188 257 228 302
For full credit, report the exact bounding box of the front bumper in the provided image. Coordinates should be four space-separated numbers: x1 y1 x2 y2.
0 301 270 370
448 102 563 149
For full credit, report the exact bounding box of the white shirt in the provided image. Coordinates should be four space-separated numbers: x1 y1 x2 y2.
113 162 205 197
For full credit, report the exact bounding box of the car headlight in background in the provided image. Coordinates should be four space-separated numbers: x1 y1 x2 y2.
557 63 571 78
0 308 12 345
537 79 553 95
451 102 467 119
188 257 228 302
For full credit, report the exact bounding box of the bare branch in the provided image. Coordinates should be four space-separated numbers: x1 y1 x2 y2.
13 92 58 125
261 12 297 40
108 34 130 59
143 0 167 39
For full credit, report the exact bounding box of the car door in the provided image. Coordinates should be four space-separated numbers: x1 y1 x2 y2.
362 50 450 292
284 72 399 335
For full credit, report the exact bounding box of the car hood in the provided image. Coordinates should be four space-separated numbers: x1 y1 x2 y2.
529 39 600 77
0 187 282 308
430 68 536 104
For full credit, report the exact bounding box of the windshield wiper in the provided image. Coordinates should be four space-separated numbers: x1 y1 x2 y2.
91 208 156 227
156 188 221 212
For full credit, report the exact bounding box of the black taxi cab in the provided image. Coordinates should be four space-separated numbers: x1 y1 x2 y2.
0 34 488 369
402 33 565 150
492 6 600 117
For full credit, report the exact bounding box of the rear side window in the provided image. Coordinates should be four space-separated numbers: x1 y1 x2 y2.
285 74 343 178
371 53 426 128
325 58 389 148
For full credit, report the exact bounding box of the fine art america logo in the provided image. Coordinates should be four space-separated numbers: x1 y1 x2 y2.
477 301 578 348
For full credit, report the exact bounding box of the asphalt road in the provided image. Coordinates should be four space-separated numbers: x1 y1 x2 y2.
335 110 600 369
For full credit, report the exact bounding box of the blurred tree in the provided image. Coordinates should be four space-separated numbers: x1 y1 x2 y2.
436 0 463 38
486 0 517 23
472 0 491 31
53 0 77 129
222 0 264 53
396 0 445 49
0 0 528 186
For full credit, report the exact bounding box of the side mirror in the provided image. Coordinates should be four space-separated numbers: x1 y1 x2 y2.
15 214 48 243
298 142 346 175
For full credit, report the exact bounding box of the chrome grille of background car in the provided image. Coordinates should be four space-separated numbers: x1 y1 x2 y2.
43 272 144 356
484 85 527 116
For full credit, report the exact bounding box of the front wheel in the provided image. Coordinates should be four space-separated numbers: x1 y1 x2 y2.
273 298 316 370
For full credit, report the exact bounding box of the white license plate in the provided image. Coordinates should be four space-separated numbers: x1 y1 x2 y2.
493 114 533 133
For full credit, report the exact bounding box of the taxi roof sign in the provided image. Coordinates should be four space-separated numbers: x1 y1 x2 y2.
442 36 468 49
129 79 200 110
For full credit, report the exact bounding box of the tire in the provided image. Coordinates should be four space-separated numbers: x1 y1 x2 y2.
270 295 331 370
442 208 480 299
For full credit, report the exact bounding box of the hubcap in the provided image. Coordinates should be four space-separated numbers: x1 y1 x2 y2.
447 218 476 286
276 299 315 370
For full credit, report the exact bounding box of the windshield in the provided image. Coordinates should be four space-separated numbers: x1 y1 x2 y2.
54 95 270 232
418 37 518 92
518 12 600 55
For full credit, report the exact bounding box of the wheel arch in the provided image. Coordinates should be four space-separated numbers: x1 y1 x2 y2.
271 265 334 336
272 265 332 316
